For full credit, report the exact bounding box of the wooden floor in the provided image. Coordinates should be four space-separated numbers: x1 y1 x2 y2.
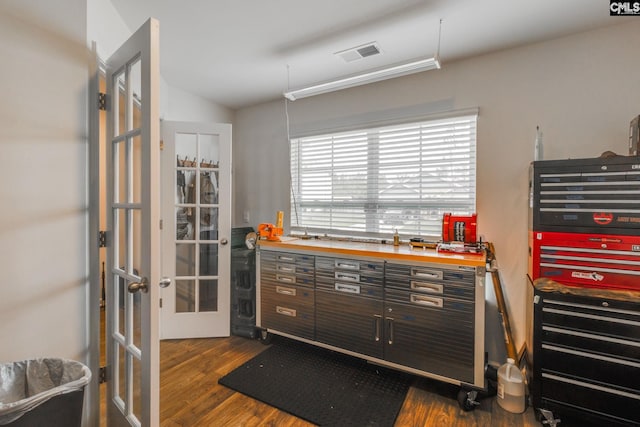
100 311 539 426
159 336 539 426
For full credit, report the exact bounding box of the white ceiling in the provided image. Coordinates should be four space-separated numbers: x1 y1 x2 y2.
109 1 627 110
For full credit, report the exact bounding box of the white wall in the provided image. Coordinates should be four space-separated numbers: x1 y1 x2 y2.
161 81 235 123
0 0 88 362
88 0 235 124
87 0 131 60
0 5 95 423
234 21 640 364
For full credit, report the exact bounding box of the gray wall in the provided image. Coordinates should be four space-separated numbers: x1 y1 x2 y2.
233 21 640 363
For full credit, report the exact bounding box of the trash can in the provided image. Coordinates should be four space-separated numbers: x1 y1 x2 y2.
0 358 91 427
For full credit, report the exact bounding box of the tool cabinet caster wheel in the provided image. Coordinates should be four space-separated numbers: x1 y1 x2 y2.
258 329 272 344
457 389 479 411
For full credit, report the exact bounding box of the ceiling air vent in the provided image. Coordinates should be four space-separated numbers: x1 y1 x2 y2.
335 42 382 63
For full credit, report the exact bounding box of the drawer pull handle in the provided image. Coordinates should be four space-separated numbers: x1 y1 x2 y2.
410 294 443 308
276 286 296 296
335 283 360 294
335 272 360 282
277 265 295 273
335 260 360 270
277 255 294 262
386 317 394 345
411 281 443 294
276 306 296 317
276 274 295 283
411 268 443 280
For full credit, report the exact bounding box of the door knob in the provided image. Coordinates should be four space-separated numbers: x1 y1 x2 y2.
159 277 172 288
128 277 148 294
220 238 228 245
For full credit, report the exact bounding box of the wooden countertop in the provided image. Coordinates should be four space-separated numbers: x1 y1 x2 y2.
258 237 486 267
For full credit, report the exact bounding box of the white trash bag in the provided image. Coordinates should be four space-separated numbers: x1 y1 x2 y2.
0 358 91 425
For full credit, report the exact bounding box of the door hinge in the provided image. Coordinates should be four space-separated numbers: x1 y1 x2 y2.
99 366 107 384
160 140 164 151
159 219 163 230
98 92 107 111
159 298 163 308
98 230 108 248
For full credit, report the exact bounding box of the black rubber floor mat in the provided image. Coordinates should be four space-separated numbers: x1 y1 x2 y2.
218 337 412 426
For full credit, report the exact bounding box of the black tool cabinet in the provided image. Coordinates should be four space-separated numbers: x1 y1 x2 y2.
531 281 640 426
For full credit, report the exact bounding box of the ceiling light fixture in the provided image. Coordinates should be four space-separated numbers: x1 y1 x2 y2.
283 56 440 101
284 19 443 101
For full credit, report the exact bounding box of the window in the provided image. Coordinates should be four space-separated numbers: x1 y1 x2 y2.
290 113 477 239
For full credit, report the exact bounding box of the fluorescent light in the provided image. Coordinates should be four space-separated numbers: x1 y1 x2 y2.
283 55 441 101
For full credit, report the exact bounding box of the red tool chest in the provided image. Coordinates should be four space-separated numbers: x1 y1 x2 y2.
529 156 640 291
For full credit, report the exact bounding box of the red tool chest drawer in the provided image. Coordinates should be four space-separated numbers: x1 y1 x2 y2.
529 231 640 291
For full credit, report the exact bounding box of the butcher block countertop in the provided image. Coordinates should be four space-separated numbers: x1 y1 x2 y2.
258 237 486 267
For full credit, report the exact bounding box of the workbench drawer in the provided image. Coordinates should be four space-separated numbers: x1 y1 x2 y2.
260 269 314 287
316 256 384 275
260 250 314 267
261 282 314 340
385 263 475 302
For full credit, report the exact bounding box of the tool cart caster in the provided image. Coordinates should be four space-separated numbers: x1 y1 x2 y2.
258 328 272 344
457 389 480 411
536 409 561 427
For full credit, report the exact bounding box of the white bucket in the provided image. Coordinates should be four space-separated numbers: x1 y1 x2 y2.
497 358 525 413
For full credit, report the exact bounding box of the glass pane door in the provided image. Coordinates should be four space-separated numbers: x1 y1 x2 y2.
160 121 232 339
105 18 161 427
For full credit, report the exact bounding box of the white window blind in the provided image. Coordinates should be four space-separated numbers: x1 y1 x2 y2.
290 113 477 239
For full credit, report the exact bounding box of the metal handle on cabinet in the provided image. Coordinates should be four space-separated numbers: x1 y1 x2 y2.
373 315 382 342
276 274 295 283
276 286 296 296
335 271 360 282
128 277 148 294
277 255 294 262
220 238 228 245
334 283 360 294
410 281 443 294
277 265 295 273
159 277 172 288
386 317 394 345
411 268 443 280
410 294 443 308
335 260 360 270
276 306 296 317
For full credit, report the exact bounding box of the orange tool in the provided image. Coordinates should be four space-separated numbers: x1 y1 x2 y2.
258 223 283 241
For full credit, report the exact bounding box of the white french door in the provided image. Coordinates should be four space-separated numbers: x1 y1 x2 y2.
160 121 232 339
105 18 161 427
